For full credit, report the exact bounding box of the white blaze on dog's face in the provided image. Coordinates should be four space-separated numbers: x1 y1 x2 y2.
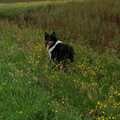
47 41 53 48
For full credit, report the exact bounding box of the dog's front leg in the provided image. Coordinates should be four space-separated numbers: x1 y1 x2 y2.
50 54 54 65
60 63 63 71
51 59 54 65
59 60 64 75
70 62 73 70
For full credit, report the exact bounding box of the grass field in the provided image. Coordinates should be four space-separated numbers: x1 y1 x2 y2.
0 0 120 120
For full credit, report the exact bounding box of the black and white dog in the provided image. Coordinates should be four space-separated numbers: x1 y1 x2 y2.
45 32 74 71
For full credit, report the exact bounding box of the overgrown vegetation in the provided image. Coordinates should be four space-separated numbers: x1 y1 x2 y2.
0 0 120 119
0 0 120 52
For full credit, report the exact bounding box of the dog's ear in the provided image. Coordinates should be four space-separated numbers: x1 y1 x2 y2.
51 32 56 37
45 32 48 37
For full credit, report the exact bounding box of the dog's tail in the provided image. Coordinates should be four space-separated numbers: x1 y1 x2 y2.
70 46 74 62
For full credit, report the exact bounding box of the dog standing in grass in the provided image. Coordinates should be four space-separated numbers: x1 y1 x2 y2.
45 32 74 71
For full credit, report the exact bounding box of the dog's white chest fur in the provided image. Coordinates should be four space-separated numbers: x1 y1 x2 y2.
47 40 62 59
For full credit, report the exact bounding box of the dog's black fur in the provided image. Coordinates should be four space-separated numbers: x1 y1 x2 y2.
45 32 74 69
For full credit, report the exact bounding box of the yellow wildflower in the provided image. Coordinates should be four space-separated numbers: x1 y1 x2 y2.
19 111 22 114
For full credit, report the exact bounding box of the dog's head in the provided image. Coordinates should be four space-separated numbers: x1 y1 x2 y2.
45 32 57 47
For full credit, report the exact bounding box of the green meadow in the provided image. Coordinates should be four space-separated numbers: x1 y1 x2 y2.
0 0 120 119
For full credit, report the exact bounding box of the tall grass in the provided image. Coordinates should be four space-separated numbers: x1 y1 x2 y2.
0 0 120 52
0 0 120 119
